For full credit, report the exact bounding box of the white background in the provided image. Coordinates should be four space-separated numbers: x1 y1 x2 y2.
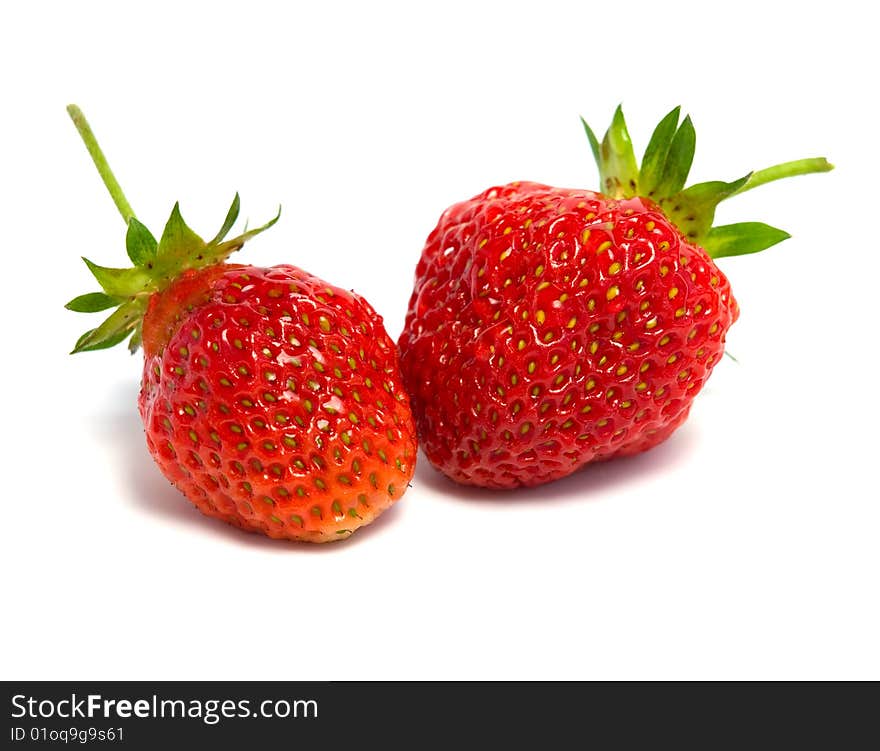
1 1 877 680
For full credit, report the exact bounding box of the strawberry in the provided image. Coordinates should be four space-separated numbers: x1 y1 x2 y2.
399 106 831 489
66 106 416 541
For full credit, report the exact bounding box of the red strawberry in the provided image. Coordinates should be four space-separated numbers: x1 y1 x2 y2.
66 106 416 541
399 106 831 489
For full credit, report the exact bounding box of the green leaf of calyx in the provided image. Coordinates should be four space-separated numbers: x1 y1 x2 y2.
71 299 145 354
125 217 158 266
209 193 241 245
128 320 144 354
653 115 696 198
65 291 121 313
598 105 639 198
215 206 281 256
156 202 206 261
658 174 751 244
580 117 601 173
701 222 791 258
82 257 154 297
639 106 681 198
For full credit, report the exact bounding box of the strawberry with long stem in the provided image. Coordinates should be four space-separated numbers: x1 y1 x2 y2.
67 106 417 541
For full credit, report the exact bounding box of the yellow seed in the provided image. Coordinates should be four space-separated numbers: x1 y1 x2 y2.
503 227 512 235
646 317 658 329
609 261 622 275
645 220 655 231
586 379 596 390
581 229 591 244
628 342 640 352
500 248 512 261
659 335 670 346
675 307 686 318
668 287 679 299
566 317 577 329
518 339 527 350
598 240 612 253
537 281 550 291
535 310 546 325
479 238 488 248
579 279 590 287
535 265 545 276
621 400 632 408
550 354 560 365
528 361 537 374
606 285 619 301
667 354 678 364
589 341 599 354
640 362 650 373
709 323 719 334
635 381 647 391
616 365 627 376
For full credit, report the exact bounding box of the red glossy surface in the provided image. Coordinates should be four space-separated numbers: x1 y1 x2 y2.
140 264 417 541
399 182 738 488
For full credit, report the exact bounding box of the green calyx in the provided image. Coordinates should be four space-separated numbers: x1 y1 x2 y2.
580 105 833 259
65 105 279 354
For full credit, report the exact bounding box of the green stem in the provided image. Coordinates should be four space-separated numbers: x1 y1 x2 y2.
733 157 834 196
66 105 136 224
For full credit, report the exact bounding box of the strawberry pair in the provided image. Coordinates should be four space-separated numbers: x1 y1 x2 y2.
67 105 830 541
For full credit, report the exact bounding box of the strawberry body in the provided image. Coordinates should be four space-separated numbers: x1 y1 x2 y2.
139 264 417 541
66 106 419 542
399 182 738 488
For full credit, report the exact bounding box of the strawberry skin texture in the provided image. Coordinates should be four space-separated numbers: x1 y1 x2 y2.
139 264 417 541
399 182 738 489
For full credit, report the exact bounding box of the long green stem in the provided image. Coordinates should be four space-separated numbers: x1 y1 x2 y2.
734 157 834 196
66 105 136 224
